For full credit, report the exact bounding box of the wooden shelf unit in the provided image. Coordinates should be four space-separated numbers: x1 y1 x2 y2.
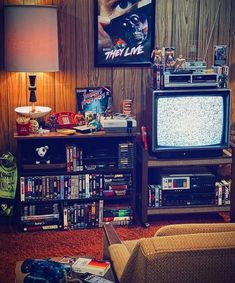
14 131 136 231
136 141 235 226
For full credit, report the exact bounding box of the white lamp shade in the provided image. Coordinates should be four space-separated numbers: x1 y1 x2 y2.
4 5 59 72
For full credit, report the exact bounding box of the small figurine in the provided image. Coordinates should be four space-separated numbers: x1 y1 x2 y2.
218 73 228 88
47 114 57 132
74 111 86 126
164 47 175 69
151 47 162 65
104 107 113 119
85 111 95 124
88 119 102 132
151 48 164 90
174 54 186 70
218 66 228 88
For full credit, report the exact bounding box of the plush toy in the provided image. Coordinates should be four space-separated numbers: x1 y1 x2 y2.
35 146 50 164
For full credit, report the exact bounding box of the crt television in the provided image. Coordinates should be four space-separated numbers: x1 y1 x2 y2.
146 88 231 158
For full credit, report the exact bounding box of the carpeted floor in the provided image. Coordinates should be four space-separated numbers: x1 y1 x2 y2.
0 213 229 283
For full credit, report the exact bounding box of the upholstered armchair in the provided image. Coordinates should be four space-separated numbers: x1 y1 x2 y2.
103 223 235 283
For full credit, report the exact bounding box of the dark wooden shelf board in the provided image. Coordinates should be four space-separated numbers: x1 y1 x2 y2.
147 156 232 167
147 205 230 215
14 131 137 140
22 163 66 170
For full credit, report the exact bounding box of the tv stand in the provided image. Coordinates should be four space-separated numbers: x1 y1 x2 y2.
136 140 235 226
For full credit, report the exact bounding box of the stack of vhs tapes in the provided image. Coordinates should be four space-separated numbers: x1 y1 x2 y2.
118 142 134 169
103 173 132 197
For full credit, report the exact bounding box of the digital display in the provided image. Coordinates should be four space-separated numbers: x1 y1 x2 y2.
162 177 190 190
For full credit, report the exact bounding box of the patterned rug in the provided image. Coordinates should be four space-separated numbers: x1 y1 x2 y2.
0 213 228 283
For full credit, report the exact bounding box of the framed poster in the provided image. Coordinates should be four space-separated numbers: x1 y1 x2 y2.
94 0 155 67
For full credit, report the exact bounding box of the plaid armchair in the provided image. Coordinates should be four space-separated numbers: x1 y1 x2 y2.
103 223 235 283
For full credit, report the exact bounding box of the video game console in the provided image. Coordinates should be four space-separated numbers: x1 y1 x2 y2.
100 113 137 133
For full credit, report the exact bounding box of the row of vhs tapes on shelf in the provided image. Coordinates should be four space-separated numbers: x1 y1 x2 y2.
148 179 231 208
118 142 134 169
66 144 117 172
66 142 134 172
64 201 133 230
20 200 133 231
20 173 132 202
21 202 63 232
66 145 84 172
215 180 231 205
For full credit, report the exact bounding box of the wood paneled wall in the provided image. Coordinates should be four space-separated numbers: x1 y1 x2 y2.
0 0 235 155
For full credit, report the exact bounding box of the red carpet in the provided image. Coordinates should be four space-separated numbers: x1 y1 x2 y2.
0 213 229 283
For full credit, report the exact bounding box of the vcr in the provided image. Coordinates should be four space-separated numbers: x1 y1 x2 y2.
161 172 215 206
164 72 218 88
161 172 215 192
161 191 215 206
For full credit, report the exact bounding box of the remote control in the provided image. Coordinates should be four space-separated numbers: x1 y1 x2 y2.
80 273 114 283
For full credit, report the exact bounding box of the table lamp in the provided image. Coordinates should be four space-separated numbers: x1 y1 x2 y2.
4 5 59 118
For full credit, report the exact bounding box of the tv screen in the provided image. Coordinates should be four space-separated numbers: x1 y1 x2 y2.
147 88 230 157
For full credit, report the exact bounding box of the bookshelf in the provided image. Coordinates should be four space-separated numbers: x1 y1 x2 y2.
14 131 136 232
136 140 235 227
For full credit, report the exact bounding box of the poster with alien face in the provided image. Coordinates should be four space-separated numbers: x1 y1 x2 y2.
94 0 155 66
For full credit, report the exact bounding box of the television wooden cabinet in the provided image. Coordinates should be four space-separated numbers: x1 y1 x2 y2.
14 131 136 232
136 140 235 227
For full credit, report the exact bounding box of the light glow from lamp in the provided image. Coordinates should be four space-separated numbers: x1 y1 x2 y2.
4 5 59 72
4 5 59 115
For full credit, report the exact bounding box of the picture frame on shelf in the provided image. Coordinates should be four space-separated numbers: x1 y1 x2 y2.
94 0 155 67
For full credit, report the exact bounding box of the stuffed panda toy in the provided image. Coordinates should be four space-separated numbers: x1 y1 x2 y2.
35 146 50 164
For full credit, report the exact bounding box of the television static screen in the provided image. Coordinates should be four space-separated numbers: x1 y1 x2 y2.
157 96 224 147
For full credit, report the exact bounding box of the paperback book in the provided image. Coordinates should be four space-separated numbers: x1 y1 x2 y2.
72 257 110 276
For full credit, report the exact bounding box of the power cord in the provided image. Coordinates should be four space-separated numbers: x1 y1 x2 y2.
63 270 83 283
